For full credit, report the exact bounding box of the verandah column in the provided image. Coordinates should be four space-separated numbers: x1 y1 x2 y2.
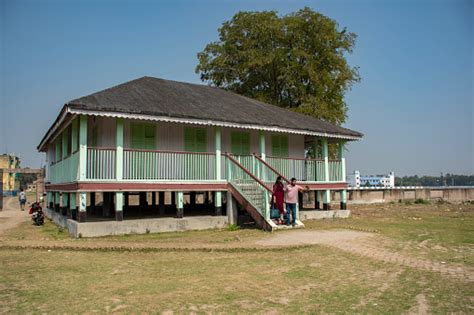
259 130 266 182
79 115 88 181
71 118 79 180
61 192 68 216
322 138 331 210
116 118 124 180
339 142 347 210
78 192 87 222
214 127 222 215
176 191 184 218
115 192 123 221
115 118 125 221
78 115 88 222
55 192 60 212
70 192 76 220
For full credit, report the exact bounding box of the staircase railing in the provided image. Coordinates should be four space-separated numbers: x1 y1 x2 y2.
226 153 272 220
253 154 290 186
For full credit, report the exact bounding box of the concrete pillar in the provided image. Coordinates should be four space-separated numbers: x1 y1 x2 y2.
314 191 320 210
66 193 71 217
70 192 76 220
139 192 147 212
323 190 331 210
214 191 222 216
171 192 176 207
340 190 347 210
55 192 60 212
48 191 54 209
103 192 112 217
151 192 156 207
78 192 87 222
124 192 129 210
226 191 238 225
90 192 96 215
176 192 184 218
61 192 68 216
158 191 165 215
298 191 304 210
115 192 123 221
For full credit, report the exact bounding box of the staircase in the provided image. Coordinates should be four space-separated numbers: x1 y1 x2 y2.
226 154 304 231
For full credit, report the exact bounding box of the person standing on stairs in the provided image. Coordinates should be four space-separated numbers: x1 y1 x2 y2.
285 178 307 226
272 176 285 225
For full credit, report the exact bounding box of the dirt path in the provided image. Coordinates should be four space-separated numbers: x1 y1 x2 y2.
256 230 474 282
0 197 30 235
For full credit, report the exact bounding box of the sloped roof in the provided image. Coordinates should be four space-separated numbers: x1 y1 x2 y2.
38 76 363 151
67 76 362 138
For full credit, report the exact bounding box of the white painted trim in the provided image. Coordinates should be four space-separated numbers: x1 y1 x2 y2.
68 108 362 140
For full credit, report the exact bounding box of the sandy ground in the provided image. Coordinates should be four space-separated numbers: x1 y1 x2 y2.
0 197 31 235
1 196 472 283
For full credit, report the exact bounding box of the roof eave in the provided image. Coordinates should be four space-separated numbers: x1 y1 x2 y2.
66 107 363 141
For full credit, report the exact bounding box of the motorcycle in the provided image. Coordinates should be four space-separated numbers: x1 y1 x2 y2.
29 202 44 226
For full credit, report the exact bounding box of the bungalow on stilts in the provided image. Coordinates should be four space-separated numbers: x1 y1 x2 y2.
37 77 363 237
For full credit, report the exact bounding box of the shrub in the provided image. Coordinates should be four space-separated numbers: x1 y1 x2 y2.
227 224 240 231
414 198 430 205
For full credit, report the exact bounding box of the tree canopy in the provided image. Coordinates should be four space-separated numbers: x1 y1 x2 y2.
196 7 360 125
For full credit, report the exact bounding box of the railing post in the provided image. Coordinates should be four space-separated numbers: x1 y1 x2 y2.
79 115 88 181
116 118 124 181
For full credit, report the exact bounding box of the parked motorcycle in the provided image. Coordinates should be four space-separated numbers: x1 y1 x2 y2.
29 202 44 226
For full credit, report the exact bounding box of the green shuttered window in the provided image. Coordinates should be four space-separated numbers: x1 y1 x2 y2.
131 123 156 150
271 134 289 157
231 131 250 155
184 127 207 152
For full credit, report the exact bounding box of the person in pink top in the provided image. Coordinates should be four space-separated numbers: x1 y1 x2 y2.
285 178 307 226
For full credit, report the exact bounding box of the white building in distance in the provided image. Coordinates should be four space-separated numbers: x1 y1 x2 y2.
347 171 395 188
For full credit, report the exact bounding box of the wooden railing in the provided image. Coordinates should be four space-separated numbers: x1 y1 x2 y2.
266 156 343 182
329 160 343 182
49 151 79 183
123 149 216 180
49 148 344 184
87 148 116 180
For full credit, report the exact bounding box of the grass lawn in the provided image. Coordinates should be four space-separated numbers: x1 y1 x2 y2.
0 202 473 313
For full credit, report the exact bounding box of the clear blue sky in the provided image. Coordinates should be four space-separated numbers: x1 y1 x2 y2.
1 0 472 176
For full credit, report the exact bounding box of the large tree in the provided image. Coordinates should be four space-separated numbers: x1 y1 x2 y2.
196 7 360 125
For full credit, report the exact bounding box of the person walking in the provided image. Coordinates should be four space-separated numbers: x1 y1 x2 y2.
285 178 307 226
272 176 285 224
18 188 27 211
